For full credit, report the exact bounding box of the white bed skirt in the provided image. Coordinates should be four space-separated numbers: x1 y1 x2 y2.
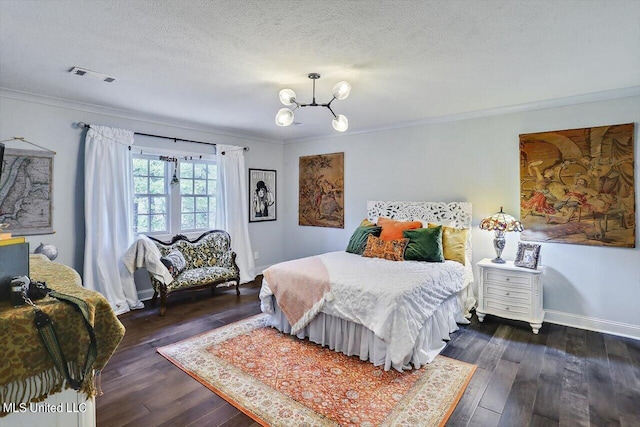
265 286 474 371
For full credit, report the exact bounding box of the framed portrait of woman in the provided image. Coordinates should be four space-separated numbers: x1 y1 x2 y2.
249 169 276 222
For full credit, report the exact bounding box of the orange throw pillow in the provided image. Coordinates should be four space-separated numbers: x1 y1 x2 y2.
377 217 422 241
362 235 409 261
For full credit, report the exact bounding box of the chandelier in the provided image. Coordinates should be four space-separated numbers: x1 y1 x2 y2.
275 73 351 132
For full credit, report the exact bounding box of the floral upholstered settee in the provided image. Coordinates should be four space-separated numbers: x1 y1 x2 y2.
147 230 240 315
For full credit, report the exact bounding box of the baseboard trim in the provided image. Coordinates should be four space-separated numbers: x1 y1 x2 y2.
137 288 155 302
135 287 640 340
545 309 640 340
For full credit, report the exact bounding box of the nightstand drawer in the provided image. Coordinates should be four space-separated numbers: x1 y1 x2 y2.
484 269 532 288
485 283 532 303
485 298 531 317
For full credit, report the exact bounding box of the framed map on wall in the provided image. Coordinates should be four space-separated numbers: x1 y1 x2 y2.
520 123 635 248
0 148 54 235
299 152 344 228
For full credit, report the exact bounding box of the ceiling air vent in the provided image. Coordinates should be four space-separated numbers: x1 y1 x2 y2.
69 67 117 83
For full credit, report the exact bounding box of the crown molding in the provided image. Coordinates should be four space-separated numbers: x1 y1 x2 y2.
3 85 637 146
0 88 283 145
285 86 640 144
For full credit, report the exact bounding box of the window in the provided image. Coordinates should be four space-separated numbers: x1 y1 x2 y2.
132 155 217 235
133 156 169 233
179 161 217 231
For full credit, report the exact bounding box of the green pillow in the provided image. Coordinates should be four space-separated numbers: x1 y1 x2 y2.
403 226 444 262
346 226 382 255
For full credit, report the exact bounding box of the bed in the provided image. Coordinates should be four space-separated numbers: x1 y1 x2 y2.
259 201 476 371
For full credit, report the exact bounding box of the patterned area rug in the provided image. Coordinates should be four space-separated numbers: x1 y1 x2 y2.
157 314 476 426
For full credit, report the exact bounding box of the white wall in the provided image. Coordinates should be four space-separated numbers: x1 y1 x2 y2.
0 92 284 290
3 90 638 337
281 96 640 338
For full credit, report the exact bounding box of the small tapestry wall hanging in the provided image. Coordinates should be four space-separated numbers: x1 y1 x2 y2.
520 123 635 247
0 148 54 235
299 152 344 228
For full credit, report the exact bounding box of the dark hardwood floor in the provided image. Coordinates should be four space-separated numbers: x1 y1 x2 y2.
97 283 640 427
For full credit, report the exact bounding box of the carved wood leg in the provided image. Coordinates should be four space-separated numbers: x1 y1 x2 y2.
151 291 158 306
530 322 542 334
476 311 486 322
160 289 167 316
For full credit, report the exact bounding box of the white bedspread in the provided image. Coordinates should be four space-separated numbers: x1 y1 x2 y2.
260 251 467 368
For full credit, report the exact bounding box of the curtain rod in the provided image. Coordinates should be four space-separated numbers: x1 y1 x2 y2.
76 122 249 154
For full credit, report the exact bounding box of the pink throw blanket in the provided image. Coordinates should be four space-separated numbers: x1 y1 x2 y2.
263 256 332 333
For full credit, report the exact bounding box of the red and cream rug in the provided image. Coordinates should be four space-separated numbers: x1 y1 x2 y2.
157 314 475 426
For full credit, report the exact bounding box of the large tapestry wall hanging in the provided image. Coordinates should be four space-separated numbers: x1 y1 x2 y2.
520 123 635 247
299 152 344 228
0 148 54 235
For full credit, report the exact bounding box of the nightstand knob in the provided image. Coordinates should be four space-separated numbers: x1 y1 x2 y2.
506 277 510 281
505 292 510 296
506 307 510 310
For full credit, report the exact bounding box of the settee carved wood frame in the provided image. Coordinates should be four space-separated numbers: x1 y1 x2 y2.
147 230 241 316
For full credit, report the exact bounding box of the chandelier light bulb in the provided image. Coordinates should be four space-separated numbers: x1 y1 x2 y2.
332 114 349 132
279 89 296 106
275 108 294 126
332 81 351 100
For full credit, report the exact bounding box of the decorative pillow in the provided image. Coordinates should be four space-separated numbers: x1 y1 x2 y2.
429 223 468 265
160 249 187 277
377 217 422 241
346 225 383 255
362 235 409 261
414 219 456 229
360 218 376 227
403 226 444 262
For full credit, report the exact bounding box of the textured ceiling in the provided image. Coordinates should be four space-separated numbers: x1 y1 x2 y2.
1 0 639 142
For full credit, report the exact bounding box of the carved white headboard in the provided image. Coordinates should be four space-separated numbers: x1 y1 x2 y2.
367 201 472 229
367 201 474 286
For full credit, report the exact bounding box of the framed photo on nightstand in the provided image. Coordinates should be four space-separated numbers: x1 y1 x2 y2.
514 242 541 269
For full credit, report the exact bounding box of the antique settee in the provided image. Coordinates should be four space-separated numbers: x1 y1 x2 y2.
147 230 241 315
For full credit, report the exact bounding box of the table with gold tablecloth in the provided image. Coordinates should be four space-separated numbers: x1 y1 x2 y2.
0 255 125 416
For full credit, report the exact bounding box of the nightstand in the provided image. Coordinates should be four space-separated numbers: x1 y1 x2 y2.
476 258 544 334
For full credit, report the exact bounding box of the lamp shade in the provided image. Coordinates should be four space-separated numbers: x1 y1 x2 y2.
332 81 351 100
479 207 524 232
332 114 349 132
279 89 296 106
275 108 294 126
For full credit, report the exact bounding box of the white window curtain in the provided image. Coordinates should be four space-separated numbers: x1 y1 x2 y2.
83 125 143 315
216 144 255 283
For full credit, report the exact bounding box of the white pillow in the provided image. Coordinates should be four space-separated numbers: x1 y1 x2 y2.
161 249 186 275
